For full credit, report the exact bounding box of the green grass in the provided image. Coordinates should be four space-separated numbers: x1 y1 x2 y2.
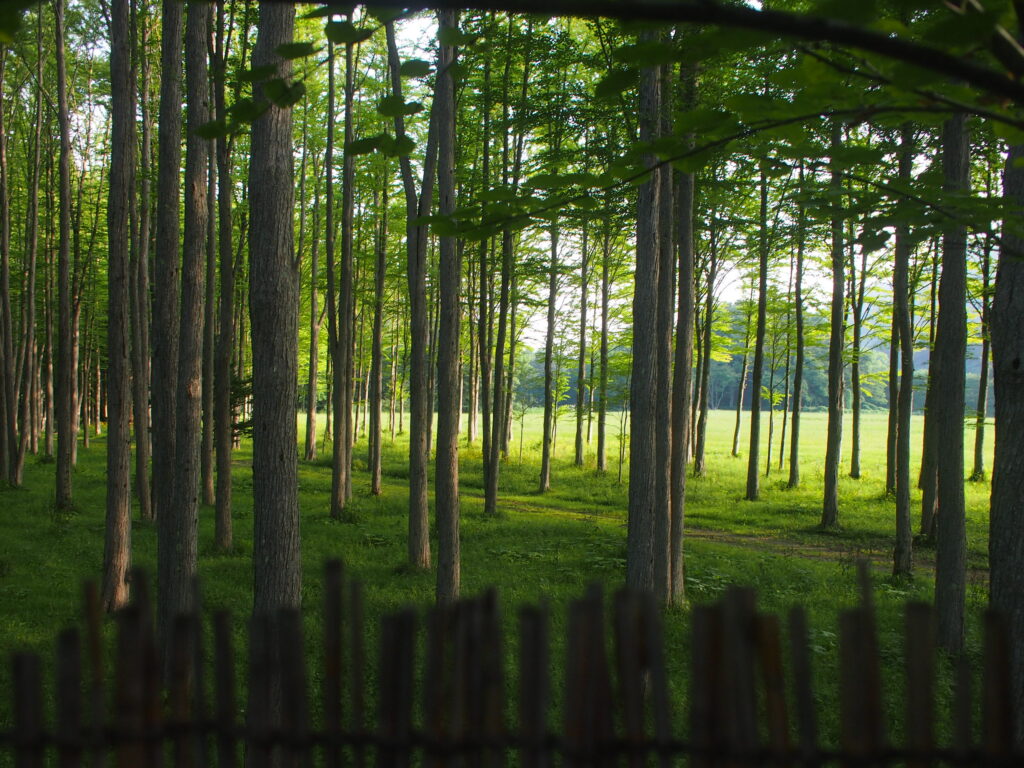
0 407 994 747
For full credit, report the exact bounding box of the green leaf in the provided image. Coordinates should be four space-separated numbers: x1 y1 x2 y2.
829 144 885 170
238 64 277 83
613 40 678 68
275 42 319 60
447 61 467 83
227 98 269 124
195 119 229 140
438 26 477 47
380 134 416 157
595 68 637 100
993 120 1024 145
263 78 305 109
399 59 431 78
347 135 384 155
325 20 375 45
366 6 406 23
302 5 355 19
377 95 422 118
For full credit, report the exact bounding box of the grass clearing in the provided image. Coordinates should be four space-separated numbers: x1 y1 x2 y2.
0 408 993 746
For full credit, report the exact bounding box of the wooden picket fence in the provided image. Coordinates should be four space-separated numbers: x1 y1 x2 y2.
1 560 1020 766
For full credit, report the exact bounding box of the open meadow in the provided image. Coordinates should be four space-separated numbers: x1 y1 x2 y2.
0 407 994 745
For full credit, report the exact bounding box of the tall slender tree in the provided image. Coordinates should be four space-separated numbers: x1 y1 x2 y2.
54 0 73 510
249 1 300 616
822 123 845 529
435 8 461 604
102 0 135 612
933 113 969 654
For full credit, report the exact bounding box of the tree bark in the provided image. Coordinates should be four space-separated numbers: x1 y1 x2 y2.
386 20 438 564
102 0 134 613
151 0 182 529
850 238 867 479
991 139 1024 746
132 0 153 520
893 123 915 578
250 1 301 616
435 9 461 604
539 224 558 492
822 122 845 529
596 219 611 473
574 224 589 468
369 182 387 495
933 113 969 655
55 0 74 510
745 169 769 501
12 13 43 488
159 0 210 653
213 0 237 551
787 168 806 489
970 233 992 481
0 49 12 483
670 97 695 605
626 48 660 593
305 159 323 463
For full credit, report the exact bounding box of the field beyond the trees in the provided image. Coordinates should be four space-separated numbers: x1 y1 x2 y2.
0 408 994 743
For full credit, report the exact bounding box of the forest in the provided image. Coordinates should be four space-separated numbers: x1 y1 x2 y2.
2 0 1024 752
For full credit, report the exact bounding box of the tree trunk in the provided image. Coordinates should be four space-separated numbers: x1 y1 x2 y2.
822 123 845 529
0 49 12 482
201 151 216 507
626 50 660 593
745 169 769 501
159 0 210 651
213 0 236 551
787 172 806 489
850 241 867 479
893 123 915 578
305 161 322 462
339 37 356 506
249 1 300 616
971 234 992 481
151 0 183 530
102 0 134 613
670 89 695 605
386 20 437 565
132 1 153 520
539 224 558 492
435 9 461 604
369 182 387 495
933 113 969 655
574 225 589 467
12 13 43 488
597 220 611 473
732 288 753 458
694 221 717 477
55 0 74 510
990 139 1024 745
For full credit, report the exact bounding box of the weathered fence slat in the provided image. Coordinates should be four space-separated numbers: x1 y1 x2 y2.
12 651 43 768
4 560 1024 767
212 611 236 768
323 560 343 768
56 628 82 768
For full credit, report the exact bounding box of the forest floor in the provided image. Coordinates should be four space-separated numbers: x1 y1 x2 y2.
0 408 994 745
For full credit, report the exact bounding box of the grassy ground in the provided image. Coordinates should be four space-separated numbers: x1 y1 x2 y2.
0 407 994 746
